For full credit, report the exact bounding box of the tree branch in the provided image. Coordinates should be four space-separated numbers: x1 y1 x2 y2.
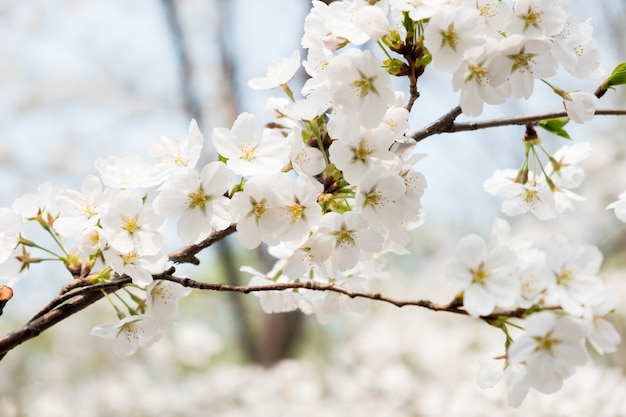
167 224 237 265
0 264 536 360
410 108 626 142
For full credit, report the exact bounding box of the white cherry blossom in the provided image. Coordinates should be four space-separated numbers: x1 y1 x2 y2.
543 234 605 316
445 234 519 317
229 175 281 249
248 50 301 90
607 189 626 222
55 175 110 238
508 0 567 37
150 118 203 171
424 5 486 72
484 169 558 220
562 91 599 124
212 112 291 177
91 314 162 358
327 49 395 129
490 35 557 99
0 208 22 264
315 211 384 272
103 248 168 287
329 126 396 185
153 162 232 244
552 17 600 79
262 174 322 244
95 152 162 190
355 165 406 228
507 312 588 403
99 190 165 256
146 279 192 326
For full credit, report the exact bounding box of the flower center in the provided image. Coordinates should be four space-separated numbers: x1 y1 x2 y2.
284 203 304 223
353 140 372 162
472 262 489 283
335 227 356 249
350 70 378 97
441 23 459 51
123 215 139 234
188 187 208 209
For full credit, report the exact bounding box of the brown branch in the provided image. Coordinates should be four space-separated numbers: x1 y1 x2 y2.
410 108 626 142
0 290 106 360
168 224 237 264
0 225 237 360
157 273 532 322
0 263 539 360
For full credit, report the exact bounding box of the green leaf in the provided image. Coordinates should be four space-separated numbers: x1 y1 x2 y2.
606 62 626 88
539 118 571 140
595 62 626 98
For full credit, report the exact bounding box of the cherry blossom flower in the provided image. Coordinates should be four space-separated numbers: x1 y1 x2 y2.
243 268 305 314
329 126 396 185
355 6 390 41
327 49 396 129
315 211 384 272
248 50 301 90
13 181 59 220
153 162 232 244
424 5 486 72
476 354 505 389
212 112 290 177
99 190 165 256
150 118 204 172
0 246 26 287
490 35 557 99
548 142 592 189
229 175 281 249
445 234 519 317
0 208 22 264
103 248 168 287
584 291 621 355
562 91 599 124
389 0 441 22
78 225 108 256
308 277 368 324
543 234 605 316
55 175 110 238
145 279 192 326
507 312 588 404
288 131 326 178
282 233 333 281
91 314 162 358
95 152 161 189
552 17 600 79
607 189 626 222
452 42 511 116
262 174 322 244
483 169 558 220
355 165 406 228
508 0 567 37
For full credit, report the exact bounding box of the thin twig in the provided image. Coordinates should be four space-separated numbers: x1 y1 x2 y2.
410 108 626 142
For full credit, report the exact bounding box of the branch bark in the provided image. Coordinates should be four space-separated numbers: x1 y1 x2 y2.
409 108 626 142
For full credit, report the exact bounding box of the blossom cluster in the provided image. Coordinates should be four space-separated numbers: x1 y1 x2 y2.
297 0 601 119
446 218 621 406
0 0 623 408
484 139 592 220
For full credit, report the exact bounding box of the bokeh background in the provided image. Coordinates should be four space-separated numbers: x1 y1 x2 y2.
1 1 626 415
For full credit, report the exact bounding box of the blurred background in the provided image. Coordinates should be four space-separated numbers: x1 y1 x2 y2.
1 1 626 415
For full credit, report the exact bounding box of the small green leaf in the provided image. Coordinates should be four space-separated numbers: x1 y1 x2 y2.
595 62 626 98
607 62 626 87
539 118 571 140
